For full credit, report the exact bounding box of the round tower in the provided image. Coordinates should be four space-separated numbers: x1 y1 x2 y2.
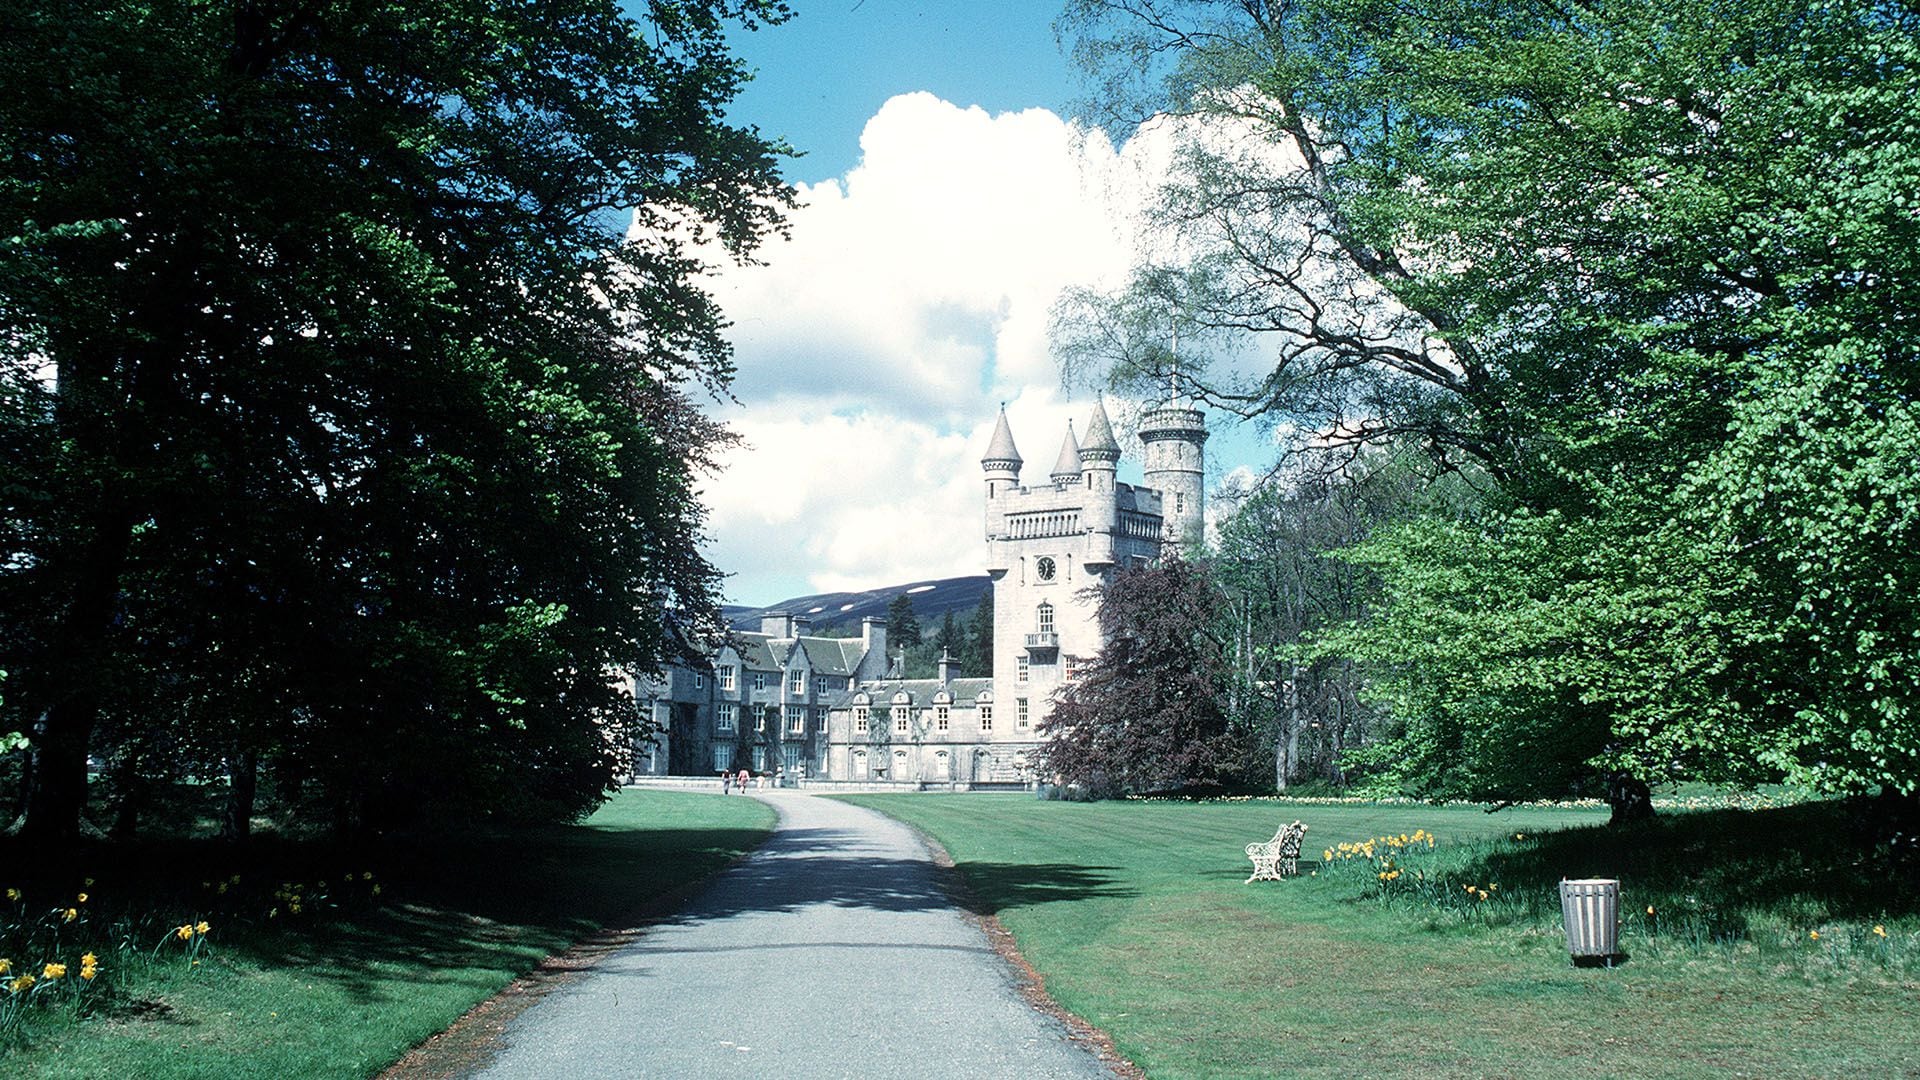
1079 397 1121 569
1138 388 1208 556
1050 421 1083 487
981 405 1022 499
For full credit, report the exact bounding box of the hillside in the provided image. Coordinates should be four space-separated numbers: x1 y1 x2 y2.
723 575 991 636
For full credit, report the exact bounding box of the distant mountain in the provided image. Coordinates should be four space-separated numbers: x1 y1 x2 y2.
723 575 991 636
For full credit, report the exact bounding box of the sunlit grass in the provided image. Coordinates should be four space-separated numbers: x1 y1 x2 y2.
843 794 1920 1079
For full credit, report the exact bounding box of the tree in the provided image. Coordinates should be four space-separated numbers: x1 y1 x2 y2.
1058 0 1920 810
964 592 995 677
1211 447 1443 790
885 593 923 649
0 0 792 841
1040 559 1244 794
932 610 963 660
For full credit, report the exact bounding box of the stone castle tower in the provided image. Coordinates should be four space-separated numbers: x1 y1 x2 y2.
980 395 1206 738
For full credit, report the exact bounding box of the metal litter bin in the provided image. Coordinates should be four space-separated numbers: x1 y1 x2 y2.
1559 878 1621 965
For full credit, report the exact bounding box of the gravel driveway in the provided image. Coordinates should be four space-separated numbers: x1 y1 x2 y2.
469 790 1115 1079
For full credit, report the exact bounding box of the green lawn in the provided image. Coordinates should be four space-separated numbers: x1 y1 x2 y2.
841 794 1920 1080
5 789 774 1079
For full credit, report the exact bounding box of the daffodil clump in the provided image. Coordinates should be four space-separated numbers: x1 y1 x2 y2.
0 882 108 1039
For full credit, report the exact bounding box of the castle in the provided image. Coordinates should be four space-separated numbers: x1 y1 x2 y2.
631 392 1207 783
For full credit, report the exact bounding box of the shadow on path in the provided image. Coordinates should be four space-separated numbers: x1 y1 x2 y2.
649 824 1134 925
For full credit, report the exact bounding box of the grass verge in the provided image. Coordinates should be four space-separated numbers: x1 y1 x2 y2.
3 789 774 1079
840 794 1920 1080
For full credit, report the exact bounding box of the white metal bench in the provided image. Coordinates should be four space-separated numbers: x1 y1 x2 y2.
1245 820 1309 882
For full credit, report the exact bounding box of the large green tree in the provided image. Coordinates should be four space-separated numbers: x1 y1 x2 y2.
1058 0 1920 811
0 0 791 841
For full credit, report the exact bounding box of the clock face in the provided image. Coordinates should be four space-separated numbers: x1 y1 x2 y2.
1035 556 1056 581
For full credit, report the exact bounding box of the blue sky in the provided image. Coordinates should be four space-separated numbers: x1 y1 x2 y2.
725 2 1078 183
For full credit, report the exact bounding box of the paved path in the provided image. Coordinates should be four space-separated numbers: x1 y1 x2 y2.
471 791 1113 1079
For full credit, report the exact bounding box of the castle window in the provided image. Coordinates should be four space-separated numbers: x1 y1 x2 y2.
854 707 870 735
936 705 950 732
893 706 909 735
694 671 706 690
1017 698 1030 730
788 669 805 695
753 672 768 691
815 675 831 695
720 666 736 691
979 704 993 731
786 706 806 734
717 703 737 734
1175 491 1185 513
713 746 733 772
1037 603 1053 634
1017 655 1029 683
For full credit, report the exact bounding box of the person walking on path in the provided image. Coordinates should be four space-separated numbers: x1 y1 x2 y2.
469 791 1114 1079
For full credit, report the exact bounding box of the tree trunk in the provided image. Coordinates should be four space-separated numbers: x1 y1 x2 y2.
1606 770 1655 826
22 510 133 846
224 749 259 843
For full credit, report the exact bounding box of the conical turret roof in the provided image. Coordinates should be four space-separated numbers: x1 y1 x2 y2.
981 405 1022 468
1051 421 1083 480
1080 396 1120 462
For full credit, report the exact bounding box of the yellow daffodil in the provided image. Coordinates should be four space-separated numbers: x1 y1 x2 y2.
62 907 77 923
42 963 65 980
195 921 210 935
81 952 97 967
1647 905 1655 915
9 974 33 992
80 967 97 981
1874 925 1888 938
4 887 19 901
76 892 88 903
176 924 195 941
83 877 94 887
0 958 10 975
1809 930 1820 940
371 884 381 897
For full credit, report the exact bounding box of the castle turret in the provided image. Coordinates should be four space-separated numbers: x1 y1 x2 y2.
1079 397 1121 568
1139 381 1208 555
981 405 1023 499
1050 421 1083 486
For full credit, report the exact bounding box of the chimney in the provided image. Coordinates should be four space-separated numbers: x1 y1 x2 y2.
760 611 795 638
938 649 954 685
861 616 887 677
793 614 812 635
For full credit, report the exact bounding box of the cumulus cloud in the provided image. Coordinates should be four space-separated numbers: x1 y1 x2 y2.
702 93 1184 603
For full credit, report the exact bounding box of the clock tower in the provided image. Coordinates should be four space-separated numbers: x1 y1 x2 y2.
980 396 1203 757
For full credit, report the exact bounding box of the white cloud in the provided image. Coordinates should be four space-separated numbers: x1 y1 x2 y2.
703 94 1178 603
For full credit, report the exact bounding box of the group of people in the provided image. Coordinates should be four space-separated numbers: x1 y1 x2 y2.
720 767 774 794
